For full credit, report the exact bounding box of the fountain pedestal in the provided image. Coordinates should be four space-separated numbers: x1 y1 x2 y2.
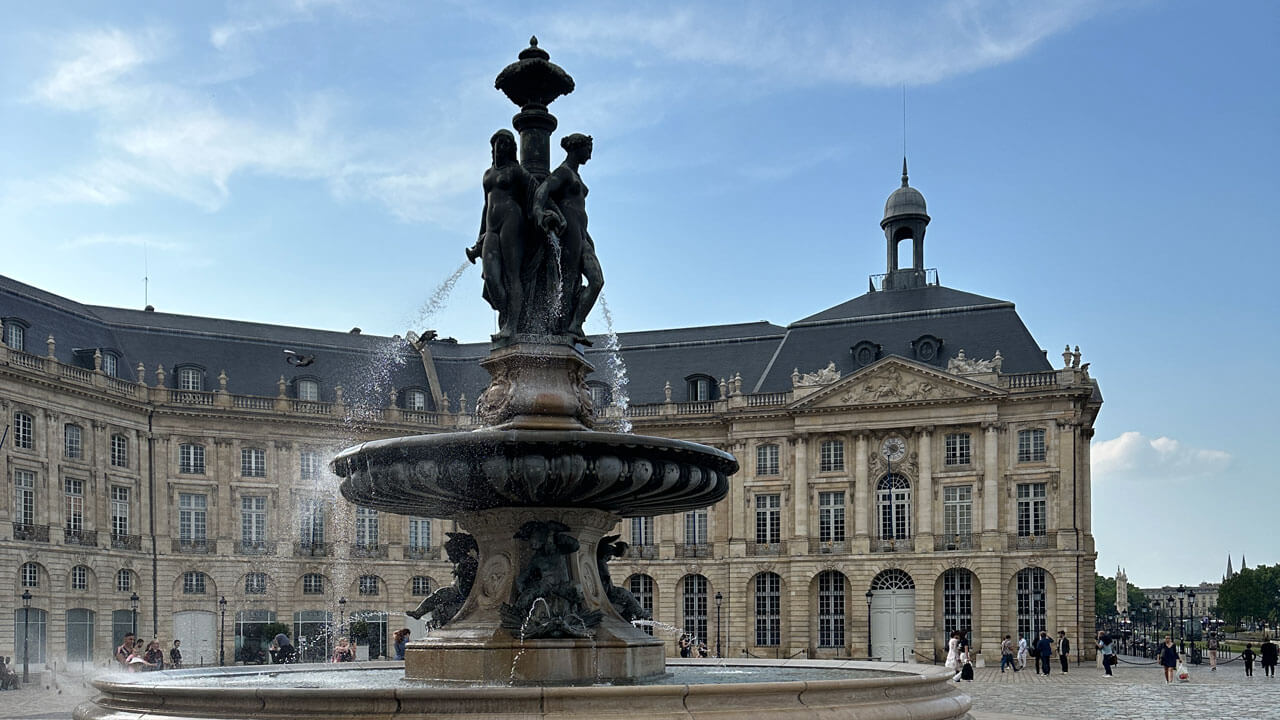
405 508 664 685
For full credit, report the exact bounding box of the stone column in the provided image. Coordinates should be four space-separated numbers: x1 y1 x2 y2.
791 436 809 552
982 424 1000 548
853 433 869 552
1080 427 1094 536
915 427 933 552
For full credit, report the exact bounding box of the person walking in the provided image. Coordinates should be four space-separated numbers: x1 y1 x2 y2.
1260 636 1278 677
1000 634 1017 673
944 631 961 673
1057 631 1071 673
1017 635 1029 670
1243 643 1256 677
331 637 354 663
142 640 165 671
1036 631 1054 676
1096 631 1115 677
1159 636 1180 684
273 632 296 664
115 633 136 667
393 628 411 661
168 640 183 669
1206 631 1219 671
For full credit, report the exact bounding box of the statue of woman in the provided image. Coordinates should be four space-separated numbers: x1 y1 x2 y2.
469 129 534 340
534 133 604 344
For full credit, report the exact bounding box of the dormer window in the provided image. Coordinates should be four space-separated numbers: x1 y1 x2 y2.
101 351 119 378
686 374 716 402
296 379 320 401
4 319 28 351
403 388 427 411
588 382 611 409
177 367 204 391
911 334 943 363
850 340 882 368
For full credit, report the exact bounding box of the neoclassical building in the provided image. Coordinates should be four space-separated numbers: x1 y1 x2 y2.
1 168 1100 667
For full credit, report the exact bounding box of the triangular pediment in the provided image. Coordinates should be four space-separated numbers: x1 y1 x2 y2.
792 357 1004 410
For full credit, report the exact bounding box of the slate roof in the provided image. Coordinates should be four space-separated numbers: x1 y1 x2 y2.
1 273 1055 409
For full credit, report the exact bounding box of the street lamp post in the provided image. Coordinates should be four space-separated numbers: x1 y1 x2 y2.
129 591 140 637
714 591 723 658
1166 594 1175 645
21 589 31 683
1176 585 1186 653
865 590 874 659
1187 590 1197 660
218 596 227 666
1034 589 1045 638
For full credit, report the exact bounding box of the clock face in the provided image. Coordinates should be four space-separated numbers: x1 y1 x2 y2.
882 436 907 462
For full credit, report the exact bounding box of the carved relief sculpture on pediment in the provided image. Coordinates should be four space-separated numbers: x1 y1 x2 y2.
843 366 958 405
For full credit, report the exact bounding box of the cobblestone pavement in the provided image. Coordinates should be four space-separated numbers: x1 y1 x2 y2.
966 656 1280 720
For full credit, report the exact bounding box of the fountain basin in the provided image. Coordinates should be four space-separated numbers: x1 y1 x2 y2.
74 659 974 719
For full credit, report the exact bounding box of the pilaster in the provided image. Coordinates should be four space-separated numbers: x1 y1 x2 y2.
915 427 934 552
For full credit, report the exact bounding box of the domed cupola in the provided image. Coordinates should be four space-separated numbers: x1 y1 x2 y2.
880 158 931 290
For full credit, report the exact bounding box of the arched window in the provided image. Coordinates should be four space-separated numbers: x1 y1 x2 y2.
876 474 912 540
4 318 27 351
685 374 716 402
21 562 40 587
870 568 915 591
1016 568 1047 640
359 575 381 596
101 351 118 378
116 569 134 593
244 572 268 595
403 388 428 411
682 575 709 644
302 574 325 595
817 570 847 648
942 568 974 638
411 576 433 596
754 573 782 646
182 571 207 594
628 575 655 635
70 565 90 591
176 366 204 391
296 378 320 402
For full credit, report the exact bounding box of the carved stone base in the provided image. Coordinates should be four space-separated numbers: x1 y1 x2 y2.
405 507 664 685
476 340 595 430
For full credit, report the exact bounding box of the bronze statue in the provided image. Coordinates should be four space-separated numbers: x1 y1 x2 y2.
406 532 478 626
500 520 601 638
534 133 603 344
468 130 536 341
596 534 650 622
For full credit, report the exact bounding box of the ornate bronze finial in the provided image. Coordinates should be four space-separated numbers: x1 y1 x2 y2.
529 36 538 46
901 156 910 187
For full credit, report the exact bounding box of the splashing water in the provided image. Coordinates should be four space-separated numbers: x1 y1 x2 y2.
598 296 632 433
406 261 472 331
546 233 564 323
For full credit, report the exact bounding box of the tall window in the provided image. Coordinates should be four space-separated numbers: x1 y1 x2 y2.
111 486 130 536
754 573 781 646
687 376 712 402
355 507 379 546
15 469 36 526
588 383 610 410
1017 428 1046 463
359 575 380 595
296 379 320 401
241 448 266 477
942 569 974 637
684 509 708 545
179 443 205 474
116 569 133 593
817 571 846 648
241 496 267 546
111 434 129 467
14 411 33 449
629 575 654 635
1016 568 1047 640
178 493 207 541
1017 483 1047 537
102 352 118 377
818 491 845 542
876 474 911 540
411 577 433 596
944 433 971 466
755 493 781 545
70 566 88 590
21 562 40 587
299 499 325 545
630 516 654 546
943 485 973 539
4 321 24 350
177 367 203 391
64 424 83 459
299 450 322 480
682 575 708 644
409 517 432 549
64 478 84 531
183 571 206 594
819 440 845 472
245 572 267 594
406 389 427 411
302 574 325 594
755 443 779 475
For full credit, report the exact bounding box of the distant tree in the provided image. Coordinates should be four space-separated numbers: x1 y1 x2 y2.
1217 566 1280 625
1095 574 1117 623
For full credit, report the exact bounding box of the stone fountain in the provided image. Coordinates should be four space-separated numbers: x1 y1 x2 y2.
75 39 972 719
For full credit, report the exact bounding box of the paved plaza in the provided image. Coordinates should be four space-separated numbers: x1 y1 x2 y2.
5 656 1277 719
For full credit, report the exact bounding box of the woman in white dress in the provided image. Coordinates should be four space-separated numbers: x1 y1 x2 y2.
944 631 961 671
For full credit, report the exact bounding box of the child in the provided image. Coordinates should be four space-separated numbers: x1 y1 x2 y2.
1243 643 1256 677
954 648 973 682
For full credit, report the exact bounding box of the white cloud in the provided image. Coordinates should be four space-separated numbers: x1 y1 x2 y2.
211 0 355 49
34 28 159 110
1092 431 1231 484
61 233 184 252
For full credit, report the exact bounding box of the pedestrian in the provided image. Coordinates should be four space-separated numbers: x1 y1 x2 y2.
1206 631 1219 671
1036 631 1054 676
143 640 165 671
1000 634 1017 673
115 633 136 667
1261 636 1278 677
393 628 411 661
331 637 354 663
1096 631 1114 677
169 639 183 669
1243 643 1256 677
1159 636 1179 684
1017 635 1029 670
697 642 708 658
1057 630 1070 673
944 631 960 672
273 632 296 664
679 635 691 658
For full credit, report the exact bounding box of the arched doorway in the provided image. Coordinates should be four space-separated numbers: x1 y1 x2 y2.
870 569 915 662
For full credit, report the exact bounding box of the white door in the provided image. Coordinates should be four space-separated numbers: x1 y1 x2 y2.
173 611 217 667
870 590 915 662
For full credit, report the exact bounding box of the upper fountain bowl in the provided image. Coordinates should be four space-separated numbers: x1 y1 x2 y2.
334 429 737 518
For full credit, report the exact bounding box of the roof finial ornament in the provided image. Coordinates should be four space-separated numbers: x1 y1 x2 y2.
529 35 538 46
901 156 909 188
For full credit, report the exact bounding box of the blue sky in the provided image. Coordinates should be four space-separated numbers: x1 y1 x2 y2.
2 1 1276 588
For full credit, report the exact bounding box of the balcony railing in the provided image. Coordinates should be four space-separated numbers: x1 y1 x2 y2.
403 545 435 560
1002 372 1058 389
1011 532 1053 550
234 395 274 410
61 365 94 384
746 542 783 556
809 539 848 554
294 541 332 557
934 534 977 551
111 533 142 551
352 543 388 559
13 523 50 542
105 376 138 397
10 350 47 372
746 392 789 407
625 544 658 560
170 389 216 406
172 538 216 554
871 537 909 553
64 528 97 547
675 543 713 558
294 400 333 415
235 541 274 556
402 411 441 425
675 401 715 415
